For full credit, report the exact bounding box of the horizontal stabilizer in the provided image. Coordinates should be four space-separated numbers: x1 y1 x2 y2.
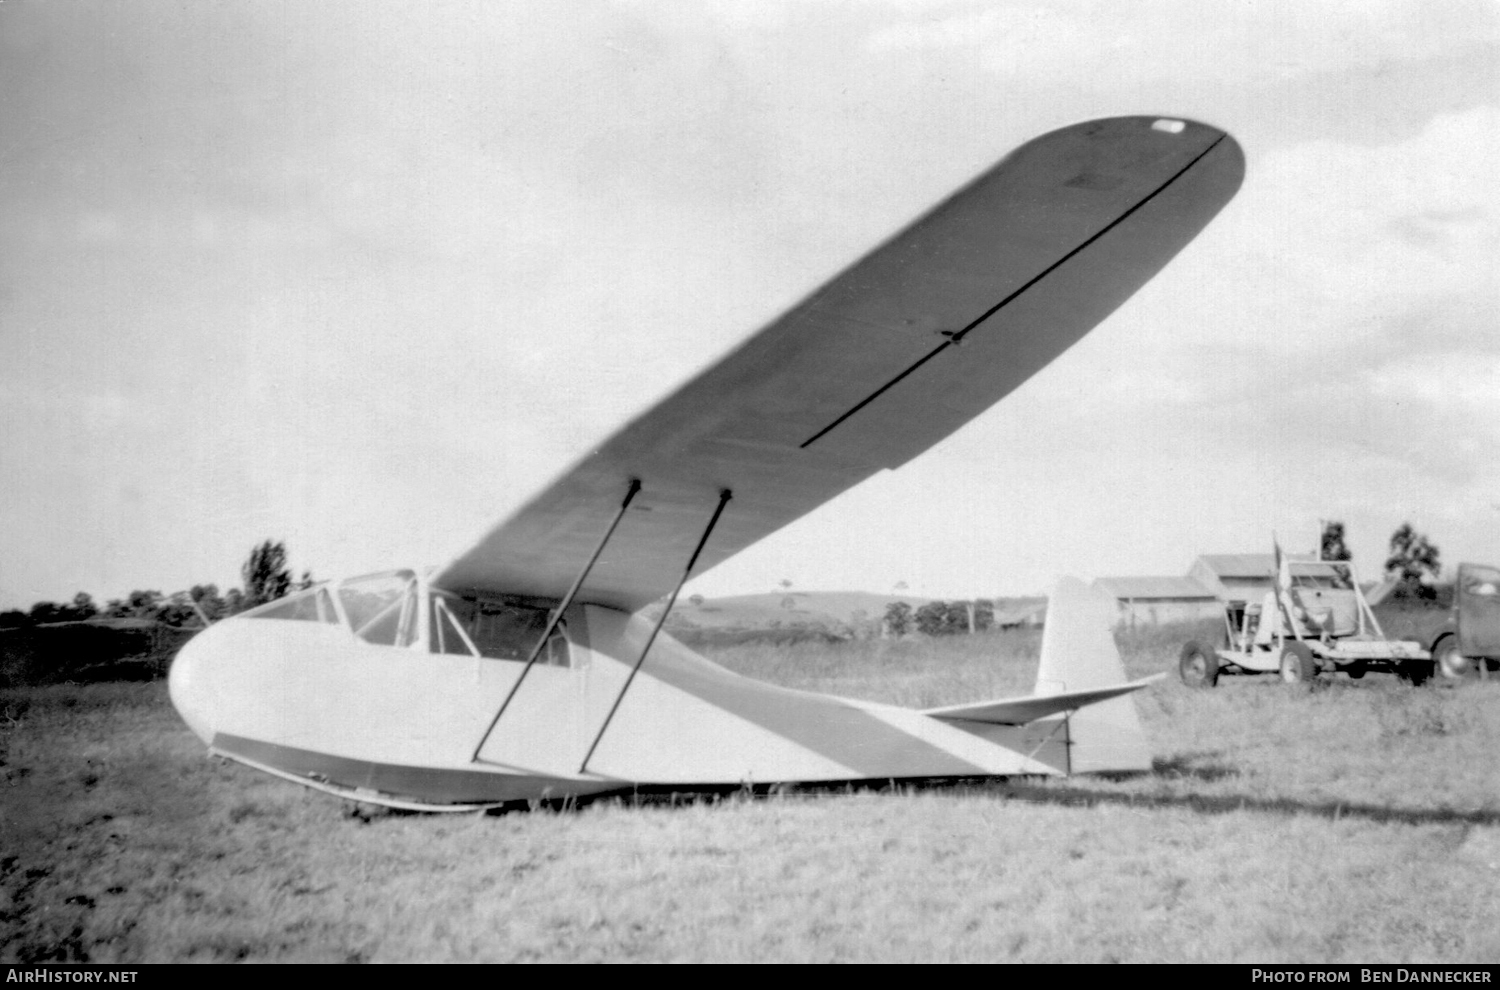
923 676 1162 726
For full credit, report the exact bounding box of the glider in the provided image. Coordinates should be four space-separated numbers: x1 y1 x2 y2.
170 116 1244 810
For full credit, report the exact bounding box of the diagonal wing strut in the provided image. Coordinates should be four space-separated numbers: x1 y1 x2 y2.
470 478 641 763
579 488 733 775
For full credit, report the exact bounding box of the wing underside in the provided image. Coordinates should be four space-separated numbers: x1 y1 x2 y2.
435 117 1245 610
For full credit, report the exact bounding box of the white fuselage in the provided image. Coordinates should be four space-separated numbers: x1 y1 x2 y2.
169 576 1072 808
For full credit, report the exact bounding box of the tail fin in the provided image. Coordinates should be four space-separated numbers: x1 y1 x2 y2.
1035 577 1154 773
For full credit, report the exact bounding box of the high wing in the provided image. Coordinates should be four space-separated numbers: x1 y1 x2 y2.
434 116 1244 611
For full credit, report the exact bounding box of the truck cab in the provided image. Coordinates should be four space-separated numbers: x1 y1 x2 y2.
1427 563 1500 681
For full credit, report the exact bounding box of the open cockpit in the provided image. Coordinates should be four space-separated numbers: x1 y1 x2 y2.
235 570 571 666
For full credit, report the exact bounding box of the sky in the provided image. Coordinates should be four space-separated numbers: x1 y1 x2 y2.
2 0 1498 608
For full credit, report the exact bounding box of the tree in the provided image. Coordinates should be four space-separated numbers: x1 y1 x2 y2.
0 609 30 629
242 540 292 608
189 584 227 622
125 589 164 618
916 600 957 636
1320 521 1351 562
1385 523 1441 600
945 601 975 635
883 601 912 637
28 601 65 624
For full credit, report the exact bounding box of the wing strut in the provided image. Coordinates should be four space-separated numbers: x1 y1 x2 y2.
579 488 733 775
469 478 642 763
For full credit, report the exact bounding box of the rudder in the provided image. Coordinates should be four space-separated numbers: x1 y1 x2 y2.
1034 577 1153 773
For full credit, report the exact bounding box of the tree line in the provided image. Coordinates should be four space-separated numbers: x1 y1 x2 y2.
0 520 1456 634
1321 520 1444 600
879 520 1448 639
0 541 306 631
882 599 999 637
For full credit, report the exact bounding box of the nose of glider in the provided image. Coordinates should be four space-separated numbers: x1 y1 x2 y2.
168 622 219 744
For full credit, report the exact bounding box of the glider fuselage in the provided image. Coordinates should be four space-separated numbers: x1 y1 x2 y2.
169 571 1078 809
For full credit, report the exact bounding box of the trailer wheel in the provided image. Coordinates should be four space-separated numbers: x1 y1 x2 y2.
1432 636 1478 682
1179 641 1219 688
1279 642 1317 688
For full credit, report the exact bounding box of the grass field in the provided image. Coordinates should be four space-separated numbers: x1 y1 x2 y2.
3 625 1498 963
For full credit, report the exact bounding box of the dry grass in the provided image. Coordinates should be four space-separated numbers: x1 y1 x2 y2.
3 626 1499 963
703 628 1044 707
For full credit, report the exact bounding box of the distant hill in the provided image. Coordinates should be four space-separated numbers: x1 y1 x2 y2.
657 591 932 633
646 590 1046 649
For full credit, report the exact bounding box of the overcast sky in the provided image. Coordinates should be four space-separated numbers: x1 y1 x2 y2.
3 0 1498 607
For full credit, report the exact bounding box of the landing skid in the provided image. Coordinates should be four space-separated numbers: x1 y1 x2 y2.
210 747 508 813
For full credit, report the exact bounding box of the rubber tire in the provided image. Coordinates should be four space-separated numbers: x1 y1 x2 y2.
1179 640 1219 688
1432 636 1479 682
1279 641 1318 688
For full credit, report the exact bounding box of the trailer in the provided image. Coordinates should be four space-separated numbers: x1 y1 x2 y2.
1179 556 1430 689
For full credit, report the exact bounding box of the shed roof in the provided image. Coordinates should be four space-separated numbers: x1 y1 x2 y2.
1195 554 1343 580
1093 576 1216 601
1194 554 1276 578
